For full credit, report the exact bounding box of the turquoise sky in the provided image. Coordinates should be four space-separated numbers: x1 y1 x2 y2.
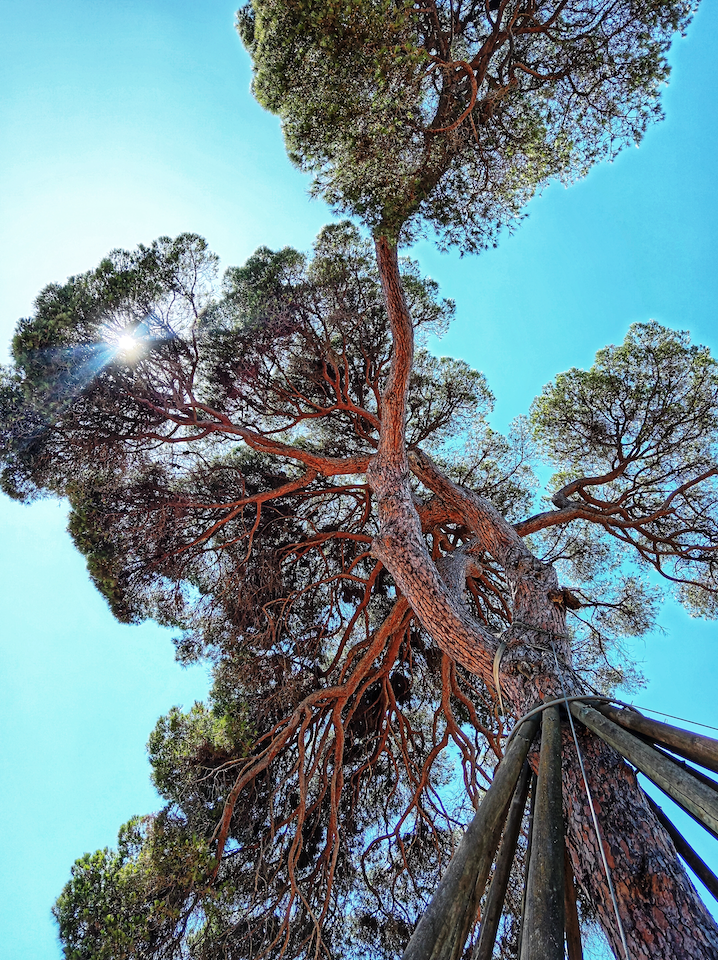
1 2 717 957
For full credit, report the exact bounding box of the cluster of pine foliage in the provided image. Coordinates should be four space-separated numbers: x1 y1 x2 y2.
3 0 717 958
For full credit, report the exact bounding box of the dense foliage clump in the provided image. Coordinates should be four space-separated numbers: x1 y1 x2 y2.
240 0 695 246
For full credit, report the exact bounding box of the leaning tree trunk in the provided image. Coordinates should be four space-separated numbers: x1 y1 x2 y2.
370 234 718 960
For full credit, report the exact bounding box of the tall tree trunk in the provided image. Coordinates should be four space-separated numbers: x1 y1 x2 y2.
370 234 718 959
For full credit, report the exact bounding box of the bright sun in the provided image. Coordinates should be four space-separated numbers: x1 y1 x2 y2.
116 334 136 352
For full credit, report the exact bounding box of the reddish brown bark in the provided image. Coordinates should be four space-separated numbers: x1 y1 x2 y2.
369 232 718 960
368 237 498 680
127 230 718 958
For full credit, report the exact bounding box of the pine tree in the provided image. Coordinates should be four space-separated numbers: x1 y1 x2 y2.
3 1 717 957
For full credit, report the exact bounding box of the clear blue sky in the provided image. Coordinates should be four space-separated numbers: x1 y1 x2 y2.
1 2 717 957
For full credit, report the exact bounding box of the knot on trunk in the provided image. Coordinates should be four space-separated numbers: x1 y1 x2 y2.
504 545 547 578
548 587 583 610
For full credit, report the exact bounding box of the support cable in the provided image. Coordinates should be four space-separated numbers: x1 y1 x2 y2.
550 642 631 960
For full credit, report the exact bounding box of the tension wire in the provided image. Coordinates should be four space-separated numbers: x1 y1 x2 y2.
550 642 631 960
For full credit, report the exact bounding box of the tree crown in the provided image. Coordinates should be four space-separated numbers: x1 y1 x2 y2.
239 0 695 246
5 223 718 956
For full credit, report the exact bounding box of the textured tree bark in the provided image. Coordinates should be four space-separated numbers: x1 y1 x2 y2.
571 702 718 840
368 237 497 680
370 235 718 960
562 724 718 959
646 795 718 906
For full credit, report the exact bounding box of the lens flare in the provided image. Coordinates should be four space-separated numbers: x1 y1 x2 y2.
117 334 136 352
113 331 145 361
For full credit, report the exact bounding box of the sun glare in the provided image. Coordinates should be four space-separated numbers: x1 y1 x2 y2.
112 332 145 361
117 334 136 352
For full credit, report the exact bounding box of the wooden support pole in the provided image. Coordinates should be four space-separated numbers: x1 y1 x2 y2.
516 772 537 960
520 706 565 960
563 848 584 960
402 713 541 960
472 761 532 960
645 794 718 906
570 702 718 841
597 703 718 777
651 743 718 796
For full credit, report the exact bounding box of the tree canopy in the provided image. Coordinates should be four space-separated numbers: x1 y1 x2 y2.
3 0 717 958
239 0 695 246
3 219 718 957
